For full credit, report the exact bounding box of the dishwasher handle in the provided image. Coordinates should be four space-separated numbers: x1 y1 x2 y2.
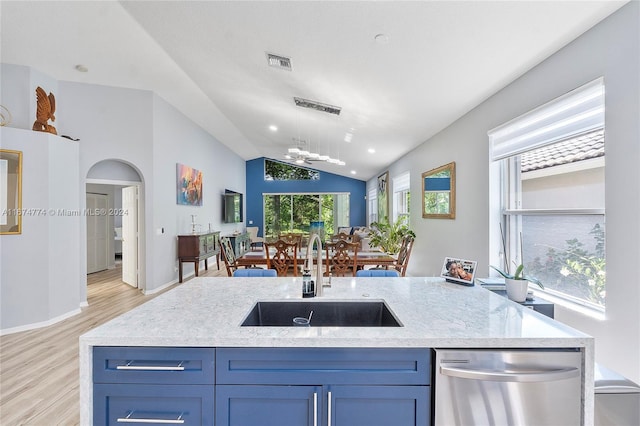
440 365 580 383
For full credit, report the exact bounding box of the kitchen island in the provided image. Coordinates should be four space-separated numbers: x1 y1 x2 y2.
80 276 594 425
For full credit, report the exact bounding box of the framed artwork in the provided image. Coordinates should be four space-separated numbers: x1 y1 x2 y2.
176 163 203 206
1 149 23 235
440 257 476 286
377 171 389 222
422 162 456 219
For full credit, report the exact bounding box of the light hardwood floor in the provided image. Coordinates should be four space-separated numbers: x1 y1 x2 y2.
0 263 226 425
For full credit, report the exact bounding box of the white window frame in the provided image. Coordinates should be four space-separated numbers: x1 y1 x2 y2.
489 78 606 313
368 187 377 225
392 172 410 223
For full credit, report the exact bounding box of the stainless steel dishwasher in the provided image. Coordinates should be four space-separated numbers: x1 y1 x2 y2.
434 348 582 425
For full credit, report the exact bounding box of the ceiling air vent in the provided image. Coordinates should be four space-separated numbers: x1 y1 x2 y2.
266 53 292 71
294 97 342 116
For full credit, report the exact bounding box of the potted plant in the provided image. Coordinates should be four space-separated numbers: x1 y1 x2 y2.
368 216 416 255
490 229 543 302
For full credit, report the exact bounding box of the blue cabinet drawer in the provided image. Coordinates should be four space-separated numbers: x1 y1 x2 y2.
216 348 430 385
94 347 215 384
94 383 213 425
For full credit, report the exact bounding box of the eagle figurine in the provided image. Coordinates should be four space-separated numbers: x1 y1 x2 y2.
32 86 57 135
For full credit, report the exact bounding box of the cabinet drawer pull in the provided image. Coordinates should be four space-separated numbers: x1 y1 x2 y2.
116 361 185 371
117 411 185 424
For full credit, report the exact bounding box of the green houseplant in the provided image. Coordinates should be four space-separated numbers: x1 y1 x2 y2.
368 216 416 255
491 228 543 302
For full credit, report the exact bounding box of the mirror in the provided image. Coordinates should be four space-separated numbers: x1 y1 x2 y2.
1 149 23 234
422 162 455 219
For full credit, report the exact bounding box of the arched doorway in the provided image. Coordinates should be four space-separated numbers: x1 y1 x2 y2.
86 160 144 289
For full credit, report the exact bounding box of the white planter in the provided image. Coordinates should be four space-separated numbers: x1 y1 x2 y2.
505 278 529 303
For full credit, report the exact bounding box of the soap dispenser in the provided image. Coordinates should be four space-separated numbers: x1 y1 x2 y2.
302 265 314 298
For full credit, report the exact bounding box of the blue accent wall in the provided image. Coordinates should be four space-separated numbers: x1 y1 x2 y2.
245 158 366 236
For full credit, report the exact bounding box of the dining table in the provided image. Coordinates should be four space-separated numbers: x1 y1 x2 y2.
236 246 397 273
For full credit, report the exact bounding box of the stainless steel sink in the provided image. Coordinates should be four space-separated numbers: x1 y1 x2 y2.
241 300 402 327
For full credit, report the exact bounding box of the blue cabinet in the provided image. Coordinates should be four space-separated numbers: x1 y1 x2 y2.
93 346 432 426
330 385 429 426
216 385 320 426
216 384 429 426
215 348 431 426
93 347 215 426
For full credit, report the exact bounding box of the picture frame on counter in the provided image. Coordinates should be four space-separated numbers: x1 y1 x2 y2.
440 257 476 286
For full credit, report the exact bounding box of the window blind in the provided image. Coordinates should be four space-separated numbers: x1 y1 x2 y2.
368 187 377 201
488 77 604 161
392 172 410 192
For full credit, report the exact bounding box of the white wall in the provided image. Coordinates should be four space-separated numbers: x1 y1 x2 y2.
60 82 247 293
151 94 246 286
1 63 247 331
370 2 640 382
59 81 154 300
0 127 81 332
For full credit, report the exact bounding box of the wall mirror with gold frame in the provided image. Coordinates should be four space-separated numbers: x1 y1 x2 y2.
422 161 455 219
1 149 23 234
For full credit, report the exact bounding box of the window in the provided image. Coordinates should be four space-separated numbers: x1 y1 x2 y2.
368 187 377 225
263 193 349 239
489 78 606 310
264 159 319 181
392 172 410 223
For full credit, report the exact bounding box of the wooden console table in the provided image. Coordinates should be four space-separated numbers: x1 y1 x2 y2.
177 231 220 283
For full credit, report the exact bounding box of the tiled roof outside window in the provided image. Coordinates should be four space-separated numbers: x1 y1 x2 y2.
521 129 604 172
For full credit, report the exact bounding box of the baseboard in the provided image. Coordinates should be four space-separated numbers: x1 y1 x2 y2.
142 273 190 295
0 307 82 336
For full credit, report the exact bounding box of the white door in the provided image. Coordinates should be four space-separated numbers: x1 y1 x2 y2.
122 186 138 287
86 193 109 273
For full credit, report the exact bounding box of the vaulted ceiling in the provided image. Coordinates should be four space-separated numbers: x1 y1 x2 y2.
1 1 626 180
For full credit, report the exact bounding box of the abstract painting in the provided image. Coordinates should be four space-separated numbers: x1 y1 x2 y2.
176 163 203 206
377 171 389 222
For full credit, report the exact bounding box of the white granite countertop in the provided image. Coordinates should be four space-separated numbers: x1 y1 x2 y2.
79 276 595 424
80 276 592 348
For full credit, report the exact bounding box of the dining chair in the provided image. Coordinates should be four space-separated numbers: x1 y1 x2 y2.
394 235 415 277
278 232 303 251
330 232 353 243
356 269 399 277
264 240 299 277
325 239 359 277
220 237 239 277
233 269 277 277
246 226 264 250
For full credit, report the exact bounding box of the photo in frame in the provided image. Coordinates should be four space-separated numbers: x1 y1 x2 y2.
377 171 389 221
176 163 203 206
440 257 477 286
1 149 22 235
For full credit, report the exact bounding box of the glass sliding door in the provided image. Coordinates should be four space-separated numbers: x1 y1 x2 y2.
263 193 349 240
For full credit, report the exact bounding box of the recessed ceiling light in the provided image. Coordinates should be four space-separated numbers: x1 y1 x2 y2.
350 170 357 175
374 34 389 44
368 148 376 154
75 64 88 72
269 125 278 131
